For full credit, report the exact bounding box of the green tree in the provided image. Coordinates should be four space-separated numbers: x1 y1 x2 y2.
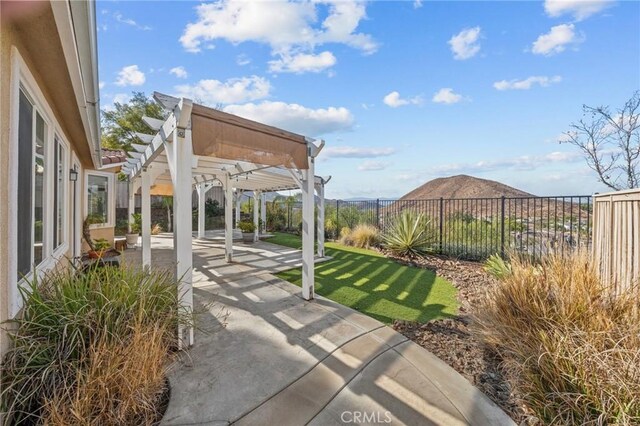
101 92 166 151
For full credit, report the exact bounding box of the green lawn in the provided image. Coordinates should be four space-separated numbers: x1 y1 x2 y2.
266 233 459 324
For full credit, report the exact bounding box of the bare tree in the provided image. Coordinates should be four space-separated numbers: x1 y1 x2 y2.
562 91 640 191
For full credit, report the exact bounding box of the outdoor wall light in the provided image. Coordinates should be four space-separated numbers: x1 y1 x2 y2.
69 168 79 182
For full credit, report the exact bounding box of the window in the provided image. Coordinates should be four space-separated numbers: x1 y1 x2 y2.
34 111 46 265
53 137 67 249
11 47 73 317
86 172 113 227
17 90 33 278
16 85 69 281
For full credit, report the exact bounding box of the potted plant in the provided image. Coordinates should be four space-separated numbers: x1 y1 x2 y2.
126 213 142 247
88 238 111 259
238 221 256 243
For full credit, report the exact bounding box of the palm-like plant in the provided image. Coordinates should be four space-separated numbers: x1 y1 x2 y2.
382 210 435 257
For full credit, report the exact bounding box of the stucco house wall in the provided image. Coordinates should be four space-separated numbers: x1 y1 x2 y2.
0 1 110 356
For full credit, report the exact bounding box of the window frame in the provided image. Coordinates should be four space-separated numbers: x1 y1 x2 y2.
8 47 71 318
85 170 115 229
53 135 69 250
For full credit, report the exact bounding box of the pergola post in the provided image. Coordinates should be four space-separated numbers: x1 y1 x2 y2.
128 179 136 234
316 181 325 258
197 182 206 239
164 100 195 348
260 193 267 235
253 191 260 242
301 154 316 300
235 190 242 227
141 168 151 271
224 174 234 262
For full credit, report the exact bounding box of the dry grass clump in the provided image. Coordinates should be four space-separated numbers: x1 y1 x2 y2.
1 265 190 425
338 226 352 245
339 224 380 248
45 322 169 425
151 223 163 235
475 253 640 425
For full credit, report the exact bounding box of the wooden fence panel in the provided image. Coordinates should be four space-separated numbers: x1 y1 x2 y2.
592 189 640 293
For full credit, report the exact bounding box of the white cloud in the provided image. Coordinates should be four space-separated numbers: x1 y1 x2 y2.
115 65 145 86
114 12 151 31
322 146 396 159
99 81 105 89
236 54 251 66
544 0 613 21
383 91 422 108
102 93 131 111
413 0 423 9
180 0 376 73
169 66 188 79
175 76 271 105
112 93 131 105
432 88 464 104
531 24 583 56
448 26 482 60
430 151 583 174
269 51 337 74
358 160 390 171
224 101 354 136
493 75 562 90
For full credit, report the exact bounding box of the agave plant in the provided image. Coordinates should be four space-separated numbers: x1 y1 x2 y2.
484 254 512 279
382 210 435 257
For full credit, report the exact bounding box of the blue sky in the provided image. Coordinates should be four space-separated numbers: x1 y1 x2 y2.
97 0 640 199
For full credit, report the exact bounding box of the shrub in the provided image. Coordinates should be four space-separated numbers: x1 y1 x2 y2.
115 219 129 236
205 199 222 217
474 253 640 424
325 218 337 240
151 223 163 235
382 211 435 257
347 224 380 248
1 265 190 424
338 226 352 246
238 221 255 233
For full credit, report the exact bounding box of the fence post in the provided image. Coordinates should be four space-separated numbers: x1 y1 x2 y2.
500 195 506 258
439 197 444 254
376 199 380 229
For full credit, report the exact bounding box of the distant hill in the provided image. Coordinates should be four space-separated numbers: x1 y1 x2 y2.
400 175 534 200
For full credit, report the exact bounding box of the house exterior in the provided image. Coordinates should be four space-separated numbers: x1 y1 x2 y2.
0 1 114 356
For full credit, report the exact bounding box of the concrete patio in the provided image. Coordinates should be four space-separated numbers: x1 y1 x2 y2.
123 234 514 426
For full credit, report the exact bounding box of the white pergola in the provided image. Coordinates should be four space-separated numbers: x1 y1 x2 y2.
121 92 329 347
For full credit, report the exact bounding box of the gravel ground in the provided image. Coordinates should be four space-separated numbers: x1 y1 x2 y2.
385 251 536 424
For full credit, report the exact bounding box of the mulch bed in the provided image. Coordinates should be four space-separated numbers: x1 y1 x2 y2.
383 250 536 424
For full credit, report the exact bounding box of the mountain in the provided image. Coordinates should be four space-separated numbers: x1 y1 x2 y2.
400 175 534 200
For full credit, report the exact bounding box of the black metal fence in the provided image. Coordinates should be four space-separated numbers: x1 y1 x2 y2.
269 195 593 261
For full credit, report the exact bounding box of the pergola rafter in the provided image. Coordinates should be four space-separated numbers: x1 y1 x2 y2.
121 92 330 348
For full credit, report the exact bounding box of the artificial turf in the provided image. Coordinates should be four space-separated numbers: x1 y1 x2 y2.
266 232 459 324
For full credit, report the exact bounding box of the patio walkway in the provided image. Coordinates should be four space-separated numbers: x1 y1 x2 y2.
123 234 514 426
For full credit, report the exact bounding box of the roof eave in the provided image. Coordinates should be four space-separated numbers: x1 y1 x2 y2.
50 0 102 169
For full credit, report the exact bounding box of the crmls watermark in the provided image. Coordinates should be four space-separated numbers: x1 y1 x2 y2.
340 410 392 424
